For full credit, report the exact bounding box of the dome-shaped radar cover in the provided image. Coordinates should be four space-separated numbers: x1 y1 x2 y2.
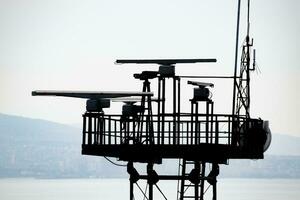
263 121 272 152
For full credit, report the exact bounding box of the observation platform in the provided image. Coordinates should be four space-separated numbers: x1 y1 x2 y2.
81 112 266 164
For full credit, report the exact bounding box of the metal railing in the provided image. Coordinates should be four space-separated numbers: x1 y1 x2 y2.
82 112 262 148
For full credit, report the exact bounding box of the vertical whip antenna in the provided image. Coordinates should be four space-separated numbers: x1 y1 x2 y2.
232 0 241 117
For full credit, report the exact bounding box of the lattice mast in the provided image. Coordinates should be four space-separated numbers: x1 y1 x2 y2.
232 0 256 119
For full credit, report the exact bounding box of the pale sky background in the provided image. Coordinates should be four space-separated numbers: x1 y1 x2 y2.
0 0 299 136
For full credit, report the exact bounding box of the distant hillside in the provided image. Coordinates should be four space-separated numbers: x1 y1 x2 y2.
222 155 300 178
0 113 80 144
0 113 126 178
0 113 299 178
265 133 300 156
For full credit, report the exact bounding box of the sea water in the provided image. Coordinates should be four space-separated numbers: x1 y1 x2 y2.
0 178 299 200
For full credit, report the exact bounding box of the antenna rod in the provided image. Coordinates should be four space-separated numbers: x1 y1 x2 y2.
246 0 251 117
232 0 241 116
247 0 250 37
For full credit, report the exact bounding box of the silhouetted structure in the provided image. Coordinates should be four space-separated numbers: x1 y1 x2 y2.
32 0 271 199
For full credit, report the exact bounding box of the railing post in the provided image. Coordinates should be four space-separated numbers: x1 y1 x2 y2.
186 121 189 145
108 116 111 145
94 116 97 144
158 78 161 145
100 114 105 145
210 102 214 144
114 120 117 145
177 77 181 145
88 114 92 145
229 116 233 146
191 102 194 145
205 102 209 144
196 103 199 145
120 120 123 144
162 78 166 144
173 77 177 145
82 114 86 145
132 118 136 144
215 116 219 145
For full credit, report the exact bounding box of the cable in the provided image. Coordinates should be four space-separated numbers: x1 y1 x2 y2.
143 184 149 200
255 62 261 75
155 184 168 200
176 159 182 200
135 182 150 200
203 184 211 195
104 156 127 167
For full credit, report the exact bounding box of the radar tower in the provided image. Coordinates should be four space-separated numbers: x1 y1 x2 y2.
32 1 271 200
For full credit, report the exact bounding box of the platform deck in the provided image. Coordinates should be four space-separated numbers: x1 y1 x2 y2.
81 112 265 163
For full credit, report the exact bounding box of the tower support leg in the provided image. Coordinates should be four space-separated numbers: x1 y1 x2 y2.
209 163 219 200
194 162 200 200
147 162 158 200
213 180 217 200
127 162 140 200
200 162 206 200
130 178 134 200
149 182 153 200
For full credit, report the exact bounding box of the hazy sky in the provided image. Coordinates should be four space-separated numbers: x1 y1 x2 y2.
0 0 299 136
